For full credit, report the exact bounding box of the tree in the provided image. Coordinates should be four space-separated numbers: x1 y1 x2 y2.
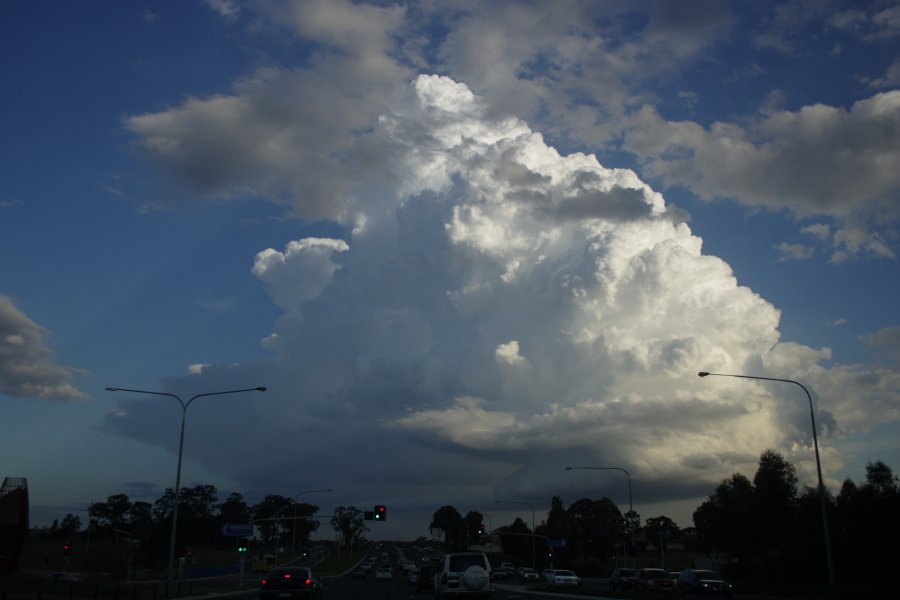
566 497 623 559
430 505 463 549
463 511 484 544
218 492 251 528
330 506 367 548
59 514 81 539
693 473 756 563
865 460 898 496
496 517 533 563
252 495 294 546
538 496 569 541
178 484 219 545
90 494 133 541
290 502 321 549
644 515 678 561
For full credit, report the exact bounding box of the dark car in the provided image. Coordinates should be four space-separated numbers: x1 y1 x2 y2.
416 564 438 591
632 568 677 594
676 569 732 597
260 567 323 600
608 568 636 591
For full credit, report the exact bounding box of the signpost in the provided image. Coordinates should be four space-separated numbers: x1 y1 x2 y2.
222 524 254 538
222 524 254 587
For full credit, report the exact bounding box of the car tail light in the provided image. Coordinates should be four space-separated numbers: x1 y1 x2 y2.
261 579 268 586
284 573 292 580
306 579 312 585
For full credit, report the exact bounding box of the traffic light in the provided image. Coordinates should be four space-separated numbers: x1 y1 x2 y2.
478 523 485 534
238 540 249 553
62 543 71 557
374 505 387 521
186 548 193 564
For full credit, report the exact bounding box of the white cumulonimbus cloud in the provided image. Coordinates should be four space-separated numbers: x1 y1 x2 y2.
111 75 900 511
0 296 86 400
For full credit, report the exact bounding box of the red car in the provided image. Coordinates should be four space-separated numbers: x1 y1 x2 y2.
631 568 677 594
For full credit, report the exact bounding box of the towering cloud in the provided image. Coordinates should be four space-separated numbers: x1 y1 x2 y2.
109 75 898 510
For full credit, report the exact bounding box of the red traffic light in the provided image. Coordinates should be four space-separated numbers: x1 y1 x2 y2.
374 505 387 521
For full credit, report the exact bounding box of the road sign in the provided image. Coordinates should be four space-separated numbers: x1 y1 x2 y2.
222 523 254 537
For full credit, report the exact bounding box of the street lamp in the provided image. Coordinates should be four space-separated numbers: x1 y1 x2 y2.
566 466 634 568
495 499 535 569
698 371 835 590
105 385 266 586
292 489 333 557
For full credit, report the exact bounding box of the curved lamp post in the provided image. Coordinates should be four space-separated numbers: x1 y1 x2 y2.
698 371 835 590
105 385 267 586
495 499 535 569
291 488 333 557
565 466 634 568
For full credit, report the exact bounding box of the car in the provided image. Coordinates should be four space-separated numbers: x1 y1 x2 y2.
434 552 494 599
416 564 438 591
491 567 514 580
632 568 677 594
407 569 419 584
376 566 394 581
546 569 580 588
676 569 733 597
260 567 323 600
541 569 555 583
516 567 539 583
608 568 636 591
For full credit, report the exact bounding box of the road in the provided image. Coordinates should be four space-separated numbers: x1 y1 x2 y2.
224 575 609 600
217 544 617 600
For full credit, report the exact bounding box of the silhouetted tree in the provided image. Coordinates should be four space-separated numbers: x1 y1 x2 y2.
463 510 484 544
59 514 81 538
496 517 533 564
834 460 900 584
89 494 133 542
252 495 294 546
430 505 463 549
566 497 622 560
330 506 367 548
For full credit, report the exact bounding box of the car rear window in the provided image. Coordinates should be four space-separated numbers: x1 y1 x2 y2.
449 555 487 571
555 570 574 576
268 568 311 579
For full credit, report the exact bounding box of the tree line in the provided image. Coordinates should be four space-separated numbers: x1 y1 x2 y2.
427 451 900 585
30 485 357 572
32 451 899 586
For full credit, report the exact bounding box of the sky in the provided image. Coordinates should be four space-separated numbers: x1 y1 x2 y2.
2 0 900 541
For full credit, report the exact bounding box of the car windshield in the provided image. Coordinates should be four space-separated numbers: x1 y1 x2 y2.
449 555 487 571
617 569 636 576
695 571 722 579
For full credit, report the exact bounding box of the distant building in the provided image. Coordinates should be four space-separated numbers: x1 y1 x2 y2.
0 477 29 574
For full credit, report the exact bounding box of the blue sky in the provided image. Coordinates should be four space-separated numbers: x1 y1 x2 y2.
2 0 899 539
